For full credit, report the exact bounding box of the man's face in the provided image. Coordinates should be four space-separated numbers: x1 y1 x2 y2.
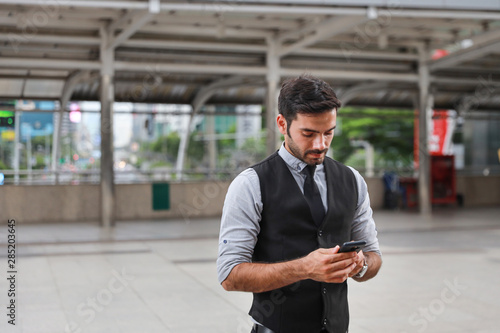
277 110 337 166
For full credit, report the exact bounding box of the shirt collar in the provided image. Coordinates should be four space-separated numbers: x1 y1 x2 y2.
278 142 324 174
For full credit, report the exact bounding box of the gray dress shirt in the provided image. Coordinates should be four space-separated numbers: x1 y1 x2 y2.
217 144 381 284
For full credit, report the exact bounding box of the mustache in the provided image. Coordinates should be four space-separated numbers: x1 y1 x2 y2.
306 149 328 155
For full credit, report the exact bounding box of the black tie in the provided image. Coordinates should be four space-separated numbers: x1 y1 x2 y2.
303 165 326 227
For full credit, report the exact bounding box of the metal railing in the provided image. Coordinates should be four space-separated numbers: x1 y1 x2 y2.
0 168 239 185
0 165 498 186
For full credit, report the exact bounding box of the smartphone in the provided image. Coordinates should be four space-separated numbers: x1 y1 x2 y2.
338 240 366 253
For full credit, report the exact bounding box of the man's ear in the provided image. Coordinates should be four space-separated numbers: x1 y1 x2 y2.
277 114 287 135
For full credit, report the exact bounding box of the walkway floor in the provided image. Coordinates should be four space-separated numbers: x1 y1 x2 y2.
1 207 499 333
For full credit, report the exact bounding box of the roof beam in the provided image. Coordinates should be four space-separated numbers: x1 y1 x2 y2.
298 48 418 61
277 17 324 44
430 39 500 71
4 2 500 20
108 10 142 33
0 0 148 10
124 39 267 53
281 67 419 83
3 57 500 86
429 28 500 71
0 58 100 70
114 61 268 76
0 35 460 62
277 15 367 57
0 32 419 61
0 33 99 45
107 10 156 50
162 4 500 20
139 24 271 39
153 13 300 30
383 26 457 41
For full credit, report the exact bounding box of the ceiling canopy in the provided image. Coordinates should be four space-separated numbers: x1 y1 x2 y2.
0 0 499 117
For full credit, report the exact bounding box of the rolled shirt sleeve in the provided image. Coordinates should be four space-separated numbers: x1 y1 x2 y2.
217 168 263 284
348 167 382 257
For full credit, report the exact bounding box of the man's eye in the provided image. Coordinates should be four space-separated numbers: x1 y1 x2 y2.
325 132 333 136
303 133 313 137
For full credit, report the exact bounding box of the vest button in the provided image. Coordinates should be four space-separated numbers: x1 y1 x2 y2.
318 230 323 237
323 288 327 294
323 318 327 325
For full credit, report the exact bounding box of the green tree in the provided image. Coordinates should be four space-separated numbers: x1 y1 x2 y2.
31 135 52 150
332 107 414 170
187 131 205 164
152 131 181 158
216 124 236 167
0 159 8 170
240 133 267 162
145 131 205 167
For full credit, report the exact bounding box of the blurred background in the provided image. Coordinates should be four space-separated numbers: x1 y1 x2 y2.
0 1 499 332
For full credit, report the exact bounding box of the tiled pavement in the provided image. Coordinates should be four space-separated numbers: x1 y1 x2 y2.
1 207 499 332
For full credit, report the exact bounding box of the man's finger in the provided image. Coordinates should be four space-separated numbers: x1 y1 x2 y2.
327 262 357 282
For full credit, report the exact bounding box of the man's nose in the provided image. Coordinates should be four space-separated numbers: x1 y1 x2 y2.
312 135 327 151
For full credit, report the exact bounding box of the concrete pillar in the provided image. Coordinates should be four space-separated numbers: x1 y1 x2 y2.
207 106 217 178
51 109 63 184
100 26 115 228
54 71 92 185
365 142 374 177
13 109 20 185
26 125 32 183
266 37 280 156
417 46 432 215
176 111 193 181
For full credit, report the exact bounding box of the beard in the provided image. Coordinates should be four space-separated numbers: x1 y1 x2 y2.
286 133 328 166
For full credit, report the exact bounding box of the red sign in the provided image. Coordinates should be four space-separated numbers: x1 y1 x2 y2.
414 109 456 169
429 110 456 156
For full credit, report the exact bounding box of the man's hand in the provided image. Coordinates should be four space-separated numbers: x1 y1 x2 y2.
222 246 379 293
351 251 382 282
349 250 366 278
301 246 358 283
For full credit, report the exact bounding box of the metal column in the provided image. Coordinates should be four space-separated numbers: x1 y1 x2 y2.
53 71 93 184
100 27 115 228
176 113 192 181
265 37 280 156
176 76 244 180
206 105 217 179
51 108 62 184
13 109 20 185
417 46 432 215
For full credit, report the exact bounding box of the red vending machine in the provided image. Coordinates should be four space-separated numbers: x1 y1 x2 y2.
430 155 456 204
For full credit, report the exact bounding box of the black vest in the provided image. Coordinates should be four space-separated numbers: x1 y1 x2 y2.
250 152 358 333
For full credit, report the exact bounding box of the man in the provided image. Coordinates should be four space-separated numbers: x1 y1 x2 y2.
217 75 382 333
